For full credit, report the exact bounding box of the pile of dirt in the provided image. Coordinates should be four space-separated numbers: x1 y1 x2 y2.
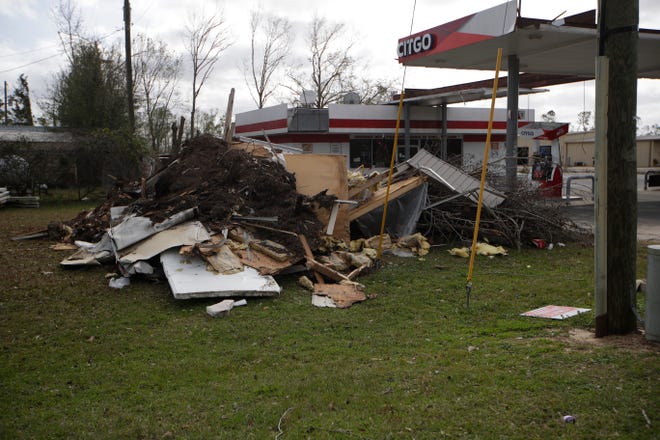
61 134 328 256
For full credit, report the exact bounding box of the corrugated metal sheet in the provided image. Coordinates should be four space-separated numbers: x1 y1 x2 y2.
406 149 505 208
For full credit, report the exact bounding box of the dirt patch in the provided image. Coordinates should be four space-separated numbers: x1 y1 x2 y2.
561 328 660 353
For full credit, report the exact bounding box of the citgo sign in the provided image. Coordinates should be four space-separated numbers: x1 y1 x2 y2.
397 33 435 58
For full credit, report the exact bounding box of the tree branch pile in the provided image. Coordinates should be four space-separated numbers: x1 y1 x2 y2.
419 179 593 249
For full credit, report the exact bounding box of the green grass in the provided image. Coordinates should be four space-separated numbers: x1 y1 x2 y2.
0 204 658 439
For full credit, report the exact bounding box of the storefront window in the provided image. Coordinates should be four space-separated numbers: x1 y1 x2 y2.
517 147 529 165
350 137 429 168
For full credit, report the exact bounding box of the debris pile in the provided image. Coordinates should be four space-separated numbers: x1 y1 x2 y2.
41 137 590 311
53 134 430 309
61 135 326 255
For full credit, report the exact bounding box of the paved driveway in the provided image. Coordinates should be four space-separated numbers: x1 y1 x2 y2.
561 172 660 243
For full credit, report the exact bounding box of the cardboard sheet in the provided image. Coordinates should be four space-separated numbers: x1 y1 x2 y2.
521 305 591 320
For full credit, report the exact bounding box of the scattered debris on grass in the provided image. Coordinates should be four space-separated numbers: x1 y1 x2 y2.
521 305 591 320
206 299 247 318
24 135 591 310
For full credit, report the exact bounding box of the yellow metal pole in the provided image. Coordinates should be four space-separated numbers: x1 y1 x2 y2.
466 48 503 306
376 91 406 259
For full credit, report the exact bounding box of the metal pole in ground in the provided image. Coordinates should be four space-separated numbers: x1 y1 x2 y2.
466 48 503 308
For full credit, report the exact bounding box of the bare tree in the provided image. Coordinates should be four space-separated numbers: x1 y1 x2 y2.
133 34 182 153
242 10 292 109
640 122 660 135
347 76 397 104
288 16 354 108
52 0 84 64
577 110 592 132
541 110 556 123
183 10 232 136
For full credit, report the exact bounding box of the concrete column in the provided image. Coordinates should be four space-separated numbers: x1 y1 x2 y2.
441 103 448 160
404 102 411 161
505 54 519 192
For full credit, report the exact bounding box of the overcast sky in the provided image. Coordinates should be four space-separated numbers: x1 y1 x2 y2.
1 0 659 131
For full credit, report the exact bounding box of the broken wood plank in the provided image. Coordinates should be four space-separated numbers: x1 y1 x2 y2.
306 259 351 283
346 264 368 281
299 234 324 284
250 239 291 262
228 227 248 243
348 175 425 221
347 171 389 199
11 230 48 240
50 243 79 251
238 222 299 237
231 215 279 223
223 88 235 143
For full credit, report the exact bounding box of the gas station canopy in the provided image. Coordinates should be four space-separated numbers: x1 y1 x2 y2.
397 0 660 79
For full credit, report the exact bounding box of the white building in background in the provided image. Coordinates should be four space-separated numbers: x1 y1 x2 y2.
235 103 536 171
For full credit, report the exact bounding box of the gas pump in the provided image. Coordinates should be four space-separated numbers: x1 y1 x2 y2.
530 142 562 197
519 122 569 198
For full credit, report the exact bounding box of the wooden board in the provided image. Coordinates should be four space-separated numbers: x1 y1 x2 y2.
234 248 294 276
348 176 425 221
284 154 349 243
313 284 367 308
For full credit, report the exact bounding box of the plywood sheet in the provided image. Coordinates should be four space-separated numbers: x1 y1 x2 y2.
284 154 349 242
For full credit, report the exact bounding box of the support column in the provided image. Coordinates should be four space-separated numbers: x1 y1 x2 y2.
505 54 519 192
404 102 411 161
441 103 448 160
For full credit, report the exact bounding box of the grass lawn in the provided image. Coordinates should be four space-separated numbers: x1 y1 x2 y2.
1 203 657 439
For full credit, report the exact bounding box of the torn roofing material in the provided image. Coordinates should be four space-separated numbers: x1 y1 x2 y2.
108 208 197 251
60 234 115 266
160 249 281 300
406 149 505 208
117 220 210 264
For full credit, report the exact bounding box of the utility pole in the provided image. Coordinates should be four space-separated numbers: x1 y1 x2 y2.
3 81 7 125
124 0 135 133
594 0 639 336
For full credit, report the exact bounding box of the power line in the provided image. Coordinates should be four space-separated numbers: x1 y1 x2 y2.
133 0 156 25
0 52 64 74
0 43 62 59
0 27 125 74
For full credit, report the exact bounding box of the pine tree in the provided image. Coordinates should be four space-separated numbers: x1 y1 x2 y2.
8 74 34 126
52 42 127 129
